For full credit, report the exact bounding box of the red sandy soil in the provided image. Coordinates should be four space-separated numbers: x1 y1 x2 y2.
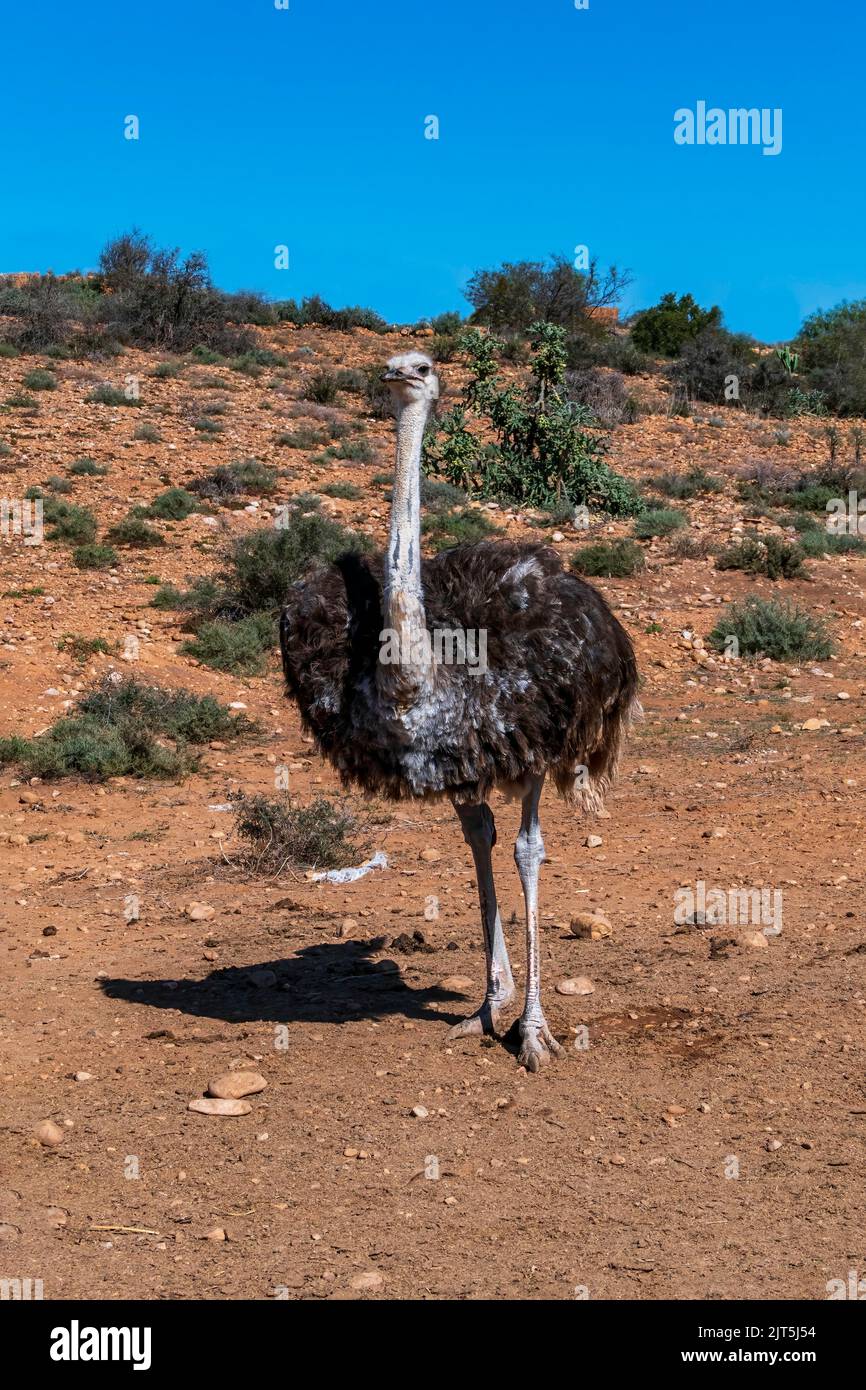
1 327 864 1299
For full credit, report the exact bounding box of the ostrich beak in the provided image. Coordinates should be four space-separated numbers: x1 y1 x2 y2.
381 367 409 382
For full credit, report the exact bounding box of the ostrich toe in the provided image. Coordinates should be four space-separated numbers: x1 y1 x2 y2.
517 1016 564 1073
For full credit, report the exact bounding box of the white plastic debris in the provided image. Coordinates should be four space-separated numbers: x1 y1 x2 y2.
310 851 389 884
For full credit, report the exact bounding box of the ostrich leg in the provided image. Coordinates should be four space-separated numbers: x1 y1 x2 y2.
515 774 563 1072
447 801 515 1038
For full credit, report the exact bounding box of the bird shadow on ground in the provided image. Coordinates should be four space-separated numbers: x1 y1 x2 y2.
100 936 469 1029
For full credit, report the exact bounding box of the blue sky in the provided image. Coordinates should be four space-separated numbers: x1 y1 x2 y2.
1 0 862 341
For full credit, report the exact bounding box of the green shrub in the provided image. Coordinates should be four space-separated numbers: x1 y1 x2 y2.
322 482 363 499
181 613 274 674
648 467 722 499
303 370 340 405
106 515 165 547
465 254 629 336
796 300 866 416
571 538 645 577
46 475 73 494
424 324 642 515
188 458 277 501
89 383 142 406
57 634 113 661
708 597 834 661
233 792 363 871
193 415 224 434
0 677 250 780
152 359 183 378
276 425 329 450
137 487 199 520
715 534 809 580
218 510 369 616
421 506 497 552
631 293 722 356
69 457 109 477
72 543 118 570
633 507 686 539
134 422 161 443
23 368 57 391
45 501 98 545
798 529 866 557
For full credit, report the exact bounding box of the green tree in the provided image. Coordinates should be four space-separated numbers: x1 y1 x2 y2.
631 292 722 356
424 324 643 516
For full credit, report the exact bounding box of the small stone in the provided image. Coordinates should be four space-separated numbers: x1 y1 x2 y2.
569 912 612 940
802 717 830 731
74 1072 93 1082
556 976 595 996
439 975 474 993
419 847 441 863
350 1271 383 1291
186 902 215 921
411 1105 429 1119
204 1227 227 1241
35 1119 64 1147
766 1138 783 1152
741 930 769 950
583 835 603 849
188 1098 252 1117
666 1104 686 1117
207 1071 267 1100
247 968 278 987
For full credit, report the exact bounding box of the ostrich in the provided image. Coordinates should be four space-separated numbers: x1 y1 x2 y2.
279 352 638 1071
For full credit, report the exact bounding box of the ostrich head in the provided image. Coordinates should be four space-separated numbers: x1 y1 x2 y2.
381 352 439 409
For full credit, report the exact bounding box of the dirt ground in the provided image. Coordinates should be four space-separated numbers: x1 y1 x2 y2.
1 326 864 1300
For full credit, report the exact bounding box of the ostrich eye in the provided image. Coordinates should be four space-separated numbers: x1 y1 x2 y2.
417 364 430 376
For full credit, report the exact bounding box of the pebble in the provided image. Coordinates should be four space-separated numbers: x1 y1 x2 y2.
419 847 441 863
411 1105 429 1119
350 1271 383 1291
207 1071 267 1100
439 975 474 993
188 1098 252 1117
35 1119 64 1147
186 902 215 921
556 976 594 996
741 930 769 950
247 968 278 987
583 835 603 849
569 911 612 940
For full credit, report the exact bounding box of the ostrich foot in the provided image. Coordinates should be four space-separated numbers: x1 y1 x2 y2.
516 1013 563 1073
446 994 512 1041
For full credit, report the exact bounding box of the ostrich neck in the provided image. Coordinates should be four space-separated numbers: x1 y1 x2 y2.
380 397 433 707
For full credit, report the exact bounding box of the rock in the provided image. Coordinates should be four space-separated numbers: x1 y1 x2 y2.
35 1119 64 1147
802 717 830 731
350 1270 383 1291
204 1227 227 1241
766 1138 783 1152
583 835 603 849
741 929 769 950
247 968 278 988
411 1105 429 1119
419 847 441 863
74 1072 93 1083
188 1098 252 1117
186 902 215 921
439 975 474 993
556 976 594 996
207 1071 267 1100
569 911 612 940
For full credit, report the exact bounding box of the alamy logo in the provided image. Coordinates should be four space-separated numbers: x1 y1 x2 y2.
827 491 866 535
0 497 43 544
827 1270 866 1299
379 624 488 675
674 880 782 935
0 1276 43 1299
674 102 782 157
50 1320 152 1371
